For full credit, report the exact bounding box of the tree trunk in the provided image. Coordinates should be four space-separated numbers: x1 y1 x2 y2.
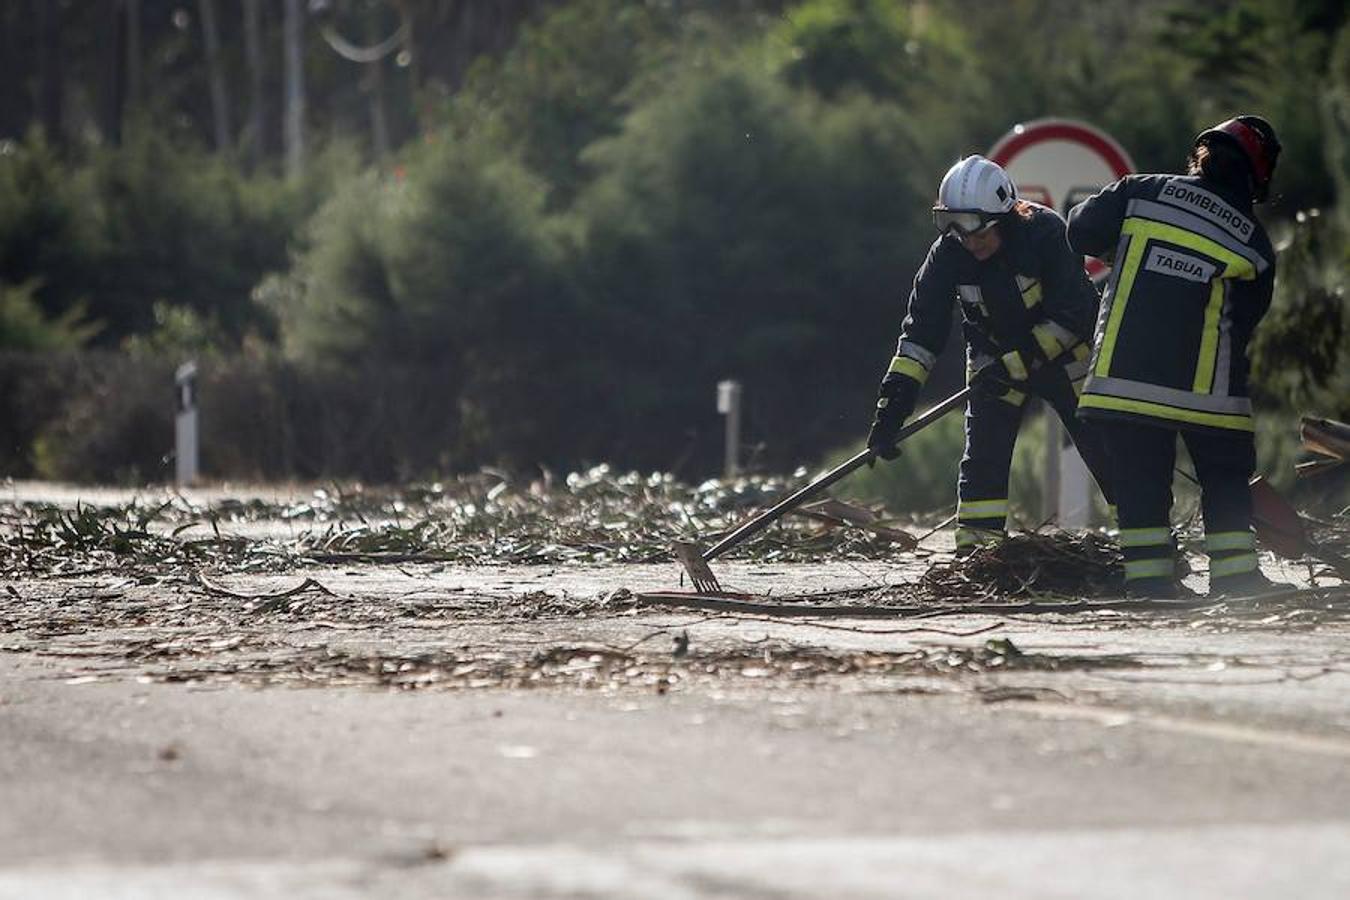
126 0 142 113
387 0 419 123
0 0 29 137
366 10 390 160
198 0 230 153
242 0 265 165
102 0 127 143
284 0 305 178
36 0 64 141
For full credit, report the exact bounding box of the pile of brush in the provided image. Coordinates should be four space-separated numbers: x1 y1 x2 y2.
921 531 1124 599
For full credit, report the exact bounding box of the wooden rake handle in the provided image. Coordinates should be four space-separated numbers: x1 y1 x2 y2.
701 387 971 563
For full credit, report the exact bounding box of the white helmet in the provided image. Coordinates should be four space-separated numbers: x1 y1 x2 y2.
933 155 1016 236
936 155 1016 212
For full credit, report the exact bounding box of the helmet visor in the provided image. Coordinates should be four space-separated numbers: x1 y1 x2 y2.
933 208 999 237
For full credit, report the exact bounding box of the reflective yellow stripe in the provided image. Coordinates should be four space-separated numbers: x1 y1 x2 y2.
1097 218 1256 379
959 498 1008 519
1206 530 1255 552
1126 218 1256 278
1210 553 1258 578
1021 282 1042 308
888 355 929 384
1120 526 1172 548
1096 234 1148 376
1073 343 1090 362
1001 351 1028 381
1193 280 1224 393
999 388 1027 407
1032 324 1063 360
1124 558 1173 579
1077 393 1254 432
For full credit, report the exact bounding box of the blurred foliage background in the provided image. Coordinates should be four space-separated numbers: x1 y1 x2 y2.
0 0 1345 509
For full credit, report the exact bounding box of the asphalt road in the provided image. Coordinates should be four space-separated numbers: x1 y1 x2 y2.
2 479 1347 897
3 593 1349 898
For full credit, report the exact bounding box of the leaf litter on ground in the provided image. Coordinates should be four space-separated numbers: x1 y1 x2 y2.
0 466 927 575
2 468 1346 632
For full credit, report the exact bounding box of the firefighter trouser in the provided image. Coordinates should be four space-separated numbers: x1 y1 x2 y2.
1100 421 1258 596
956 367 1115 550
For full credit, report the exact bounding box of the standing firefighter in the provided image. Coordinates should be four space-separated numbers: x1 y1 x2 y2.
1066 115 1283 598
867 155 1114 553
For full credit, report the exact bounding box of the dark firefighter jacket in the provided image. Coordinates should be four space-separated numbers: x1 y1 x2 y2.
1066 174 1275 434
885 203 1099 393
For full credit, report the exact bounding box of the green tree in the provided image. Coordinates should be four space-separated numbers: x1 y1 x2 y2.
0 280 99 351
0 132 99 324
268 131 585 465
446 0 782 203
574 58 932 468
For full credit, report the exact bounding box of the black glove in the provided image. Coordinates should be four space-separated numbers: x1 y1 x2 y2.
972 350 1030 394
867 374 919 460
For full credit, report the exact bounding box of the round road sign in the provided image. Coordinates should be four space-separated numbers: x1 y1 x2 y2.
989 118 1135 280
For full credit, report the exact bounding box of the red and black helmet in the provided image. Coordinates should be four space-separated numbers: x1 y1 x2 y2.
1195 115 1281 202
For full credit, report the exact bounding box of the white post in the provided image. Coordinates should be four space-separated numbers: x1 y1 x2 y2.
1058 441 1092 529
1044 403 1091 529
175 361 199 486
716 380 742 480
1042 402 1061 526
283 0 306 178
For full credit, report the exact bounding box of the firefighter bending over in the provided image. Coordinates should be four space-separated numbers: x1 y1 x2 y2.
868 155 1115 553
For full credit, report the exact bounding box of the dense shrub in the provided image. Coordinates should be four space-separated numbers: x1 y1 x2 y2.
0 133 101 329
0 128 355 351
265 131 580 469
1250 211 1348 419
572 59 930 471
0 352 461 484
0 281 99 351
30 355 176 484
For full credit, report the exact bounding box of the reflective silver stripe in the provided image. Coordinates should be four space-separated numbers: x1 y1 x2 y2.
1037 320 1079 355
1124 559 1173 579
896 340 937 369
1095 233 1131 339
1108 232 1132 296
1015 275 1037 292
1125 199 1268 274
969 351 995 370
1128 198 1266 270
1082 375 1252 416
1213 282 1233 396
1120 526 1172 548
1064 358 1089 381
958 285 984 308
1043 321 1078 347
1206 530 1255 552
1210 553 1259 578
1156 181 1254 243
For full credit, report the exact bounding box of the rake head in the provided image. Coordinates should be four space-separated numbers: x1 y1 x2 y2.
673 540 723 593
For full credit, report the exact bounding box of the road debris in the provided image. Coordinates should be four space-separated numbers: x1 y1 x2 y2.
919 531 1124 599
0 470 928 576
